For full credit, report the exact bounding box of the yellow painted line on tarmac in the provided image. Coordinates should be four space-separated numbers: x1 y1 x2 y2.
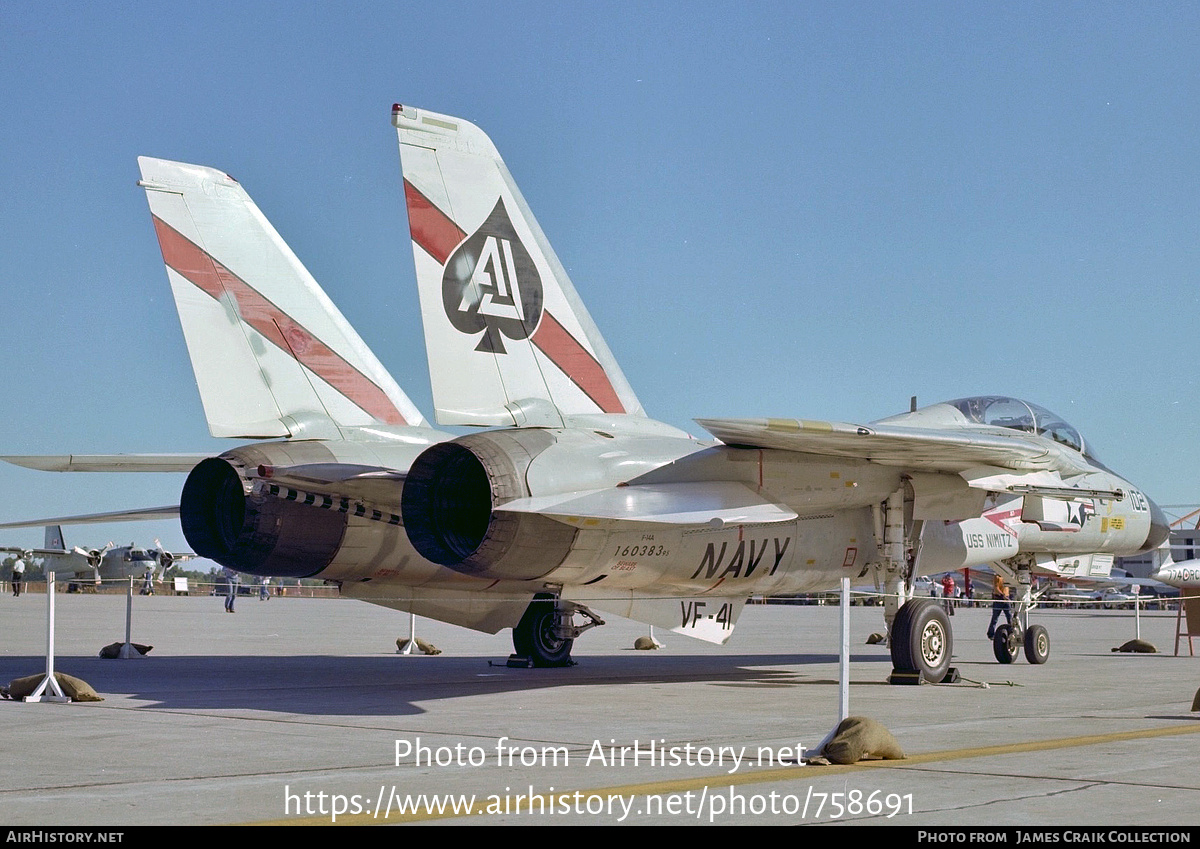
247 721 1200 825
853 721 1200 769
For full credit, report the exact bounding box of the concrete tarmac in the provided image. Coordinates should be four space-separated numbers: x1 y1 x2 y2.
1 591 1198 827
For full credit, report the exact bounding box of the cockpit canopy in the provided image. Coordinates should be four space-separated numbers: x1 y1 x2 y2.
946 396 1095 459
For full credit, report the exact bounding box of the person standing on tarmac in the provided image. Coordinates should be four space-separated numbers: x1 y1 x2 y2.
224 569 240 613
11 558 24 597
941 573 956 615
987 573 1013 639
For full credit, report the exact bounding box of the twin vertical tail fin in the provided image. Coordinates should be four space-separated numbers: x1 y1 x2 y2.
137 157 425 440
392 104 644 428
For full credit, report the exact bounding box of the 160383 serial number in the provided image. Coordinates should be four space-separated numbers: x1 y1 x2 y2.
612 544 670 558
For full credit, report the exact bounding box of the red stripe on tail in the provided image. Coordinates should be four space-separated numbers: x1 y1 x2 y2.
404 179 465 265
532 312 625 414
151 216 408 426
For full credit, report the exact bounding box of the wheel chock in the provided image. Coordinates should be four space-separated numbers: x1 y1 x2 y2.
888 666 959 685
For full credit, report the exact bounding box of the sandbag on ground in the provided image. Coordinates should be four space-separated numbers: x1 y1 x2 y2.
99 642 153 658
820 716 905 765
396 637 442 655
3 672 103 702
1111 639 1157 653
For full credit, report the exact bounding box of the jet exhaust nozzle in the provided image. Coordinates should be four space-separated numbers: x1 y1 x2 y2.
180 456 346 578
180 458 247 562
401 433 575 580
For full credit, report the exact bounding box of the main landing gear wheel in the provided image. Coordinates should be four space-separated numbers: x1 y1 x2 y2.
993 623 1019 664
890 600 953 683
513 595 574 668
1024 624 1050 665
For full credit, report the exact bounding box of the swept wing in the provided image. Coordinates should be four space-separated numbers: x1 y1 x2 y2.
695 416 1090 476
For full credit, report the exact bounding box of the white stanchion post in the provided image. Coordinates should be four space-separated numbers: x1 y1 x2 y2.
814 576 852 758
648 625 663 648
399 611 416 655
120 576 135 658
26 571 69 703
839 576 850 724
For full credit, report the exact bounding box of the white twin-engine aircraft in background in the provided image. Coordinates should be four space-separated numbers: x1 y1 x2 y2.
0 525 193 586
0 105 1169 684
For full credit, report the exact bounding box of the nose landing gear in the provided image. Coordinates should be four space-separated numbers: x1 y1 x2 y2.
993 621 1051 665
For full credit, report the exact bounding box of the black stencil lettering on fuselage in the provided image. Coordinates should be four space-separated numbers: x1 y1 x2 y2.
442 198 544 353
690 537 792 581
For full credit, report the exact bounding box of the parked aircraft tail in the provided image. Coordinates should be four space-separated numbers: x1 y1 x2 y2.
392 104 644 427
137 157 425 440
45 525 64 551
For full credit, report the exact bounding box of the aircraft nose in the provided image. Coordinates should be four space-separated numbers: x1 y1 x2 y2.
1140 496 1171 553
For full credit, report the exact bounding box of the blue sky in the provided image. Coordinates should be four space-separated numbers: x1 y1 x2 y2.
1 2 1198 559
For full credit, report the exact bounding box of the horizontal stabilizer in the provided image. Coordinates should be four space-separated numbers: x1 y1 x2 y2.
0 506 179 530
495 482 797 528
0 547 88 558
2 454 209 472
12 551 93 579
696 417 1086 474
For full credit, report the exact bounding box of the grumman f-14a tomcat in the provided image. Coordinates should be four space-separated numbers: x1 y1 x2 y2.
389 103 1168 680
0 107 1168 684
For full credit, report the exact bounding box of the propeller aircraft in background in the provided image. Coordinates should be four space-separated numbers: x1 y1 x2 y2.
0 524 193 586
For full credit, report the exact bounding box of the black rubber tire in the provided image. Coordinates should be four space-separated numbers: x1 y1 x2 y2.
512 595 573 667
1024 623 1050 665
993 624 1018 664
890 599 953 683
